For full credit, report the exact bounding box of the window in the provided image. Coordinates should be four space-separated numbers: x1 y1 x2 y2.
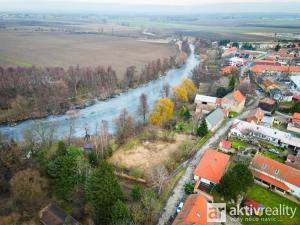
261 164 267 170
275 169 280 175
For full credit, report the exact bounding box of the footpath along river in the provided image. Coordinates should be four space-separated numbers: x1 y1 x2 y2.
0 45 200 141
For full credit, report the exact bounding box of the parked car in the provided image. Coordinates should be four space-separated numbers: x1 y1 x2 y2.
268 148 279 154
176 202 184 213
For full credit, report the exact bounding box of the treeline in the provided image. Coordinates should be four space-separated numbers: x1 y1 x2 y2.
0 56 177 123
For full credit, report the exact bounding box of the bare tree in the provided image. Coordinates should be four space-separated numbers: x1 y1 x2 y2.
150 165 169 195
115 109 135 145
138 93 149 124
31 121 57 148
94 120 110 160
160 83 170 98
66 110 78 144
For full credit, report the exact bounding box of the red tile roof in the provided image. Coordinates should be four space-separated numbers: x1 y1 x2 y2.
247 108 264 123
194 149 230 184
252 170 290 191
220 140 231 149
293 113 300 123
251 153 300 188
251 65 300 73
221 66 237 75
172 194 210 225
232 90 246 103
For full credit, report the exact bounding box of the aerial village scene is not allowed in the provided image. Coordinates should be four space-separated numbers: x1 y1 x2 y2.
0 1 300 225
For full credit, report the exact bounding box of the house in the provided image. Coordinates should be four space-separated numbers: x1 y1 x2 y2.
39 204 81 225
221 90 246 113
221 65 237 75
285 151 300 170
261 115 274 127
229 119 300 150
250 153 300 198
247 108 264 124
222 47 237 57
194 94 221 114
258 98 276 112
291 76 300 93
172 194 214 225
219 140 234 153
253 60 280 66
287 112 300 134
205 108 225 132
193 149 230 200
262 79 278 91
250 65 300 75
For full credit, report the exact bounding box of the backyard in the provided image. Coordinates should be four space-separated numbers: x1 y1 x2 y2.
242 185 300 225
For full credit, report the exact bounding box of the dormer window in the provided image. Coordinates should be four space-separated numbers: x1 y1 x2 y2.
275 169 280 175
261 164 267 170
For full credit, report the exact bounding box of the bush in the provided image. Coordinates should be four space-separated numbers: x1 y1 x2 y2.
184 181 195 195
130 185 144 201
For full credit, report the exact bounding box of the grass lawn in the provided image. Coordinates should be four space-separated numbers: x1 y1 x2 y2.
229 111 239 118
229 137 249 150
262 151 285 163
242 185 300 225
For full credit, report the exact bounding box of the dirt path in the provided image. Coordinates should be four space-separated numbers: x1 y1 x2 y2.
157 100 258 225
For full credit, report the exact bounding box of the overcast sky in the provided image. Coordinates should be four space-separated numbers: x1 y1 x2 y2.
2 0 300 6
0 0 299 13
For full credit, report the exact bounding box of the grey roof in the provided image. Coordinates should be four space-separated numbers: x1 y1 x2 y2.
206 108 225 128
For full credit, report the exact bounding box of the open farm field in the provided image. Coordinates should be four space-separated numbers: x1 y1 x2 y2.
0 30 177 78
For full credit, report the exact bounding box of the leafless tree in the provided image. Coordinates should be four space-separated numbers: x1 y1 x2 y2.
150 165 169 195
115 109 135 145
138 93 149 124
160 83 170 98
94 120 110 160
66 110 78 144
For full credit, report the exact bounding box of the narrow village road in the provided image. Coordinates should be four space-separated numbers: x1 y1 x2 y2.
157 101 258 225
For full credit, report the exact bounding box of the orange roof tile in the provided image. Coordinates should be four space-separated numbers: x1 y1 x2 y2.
221 66 237 75
251 153 300 188
172 194 210 225
232 90 245 103
252 170 290 191
293 113 300 123
247 108 264 123
263 79 276 88
250 65 300 73
194 149 230 184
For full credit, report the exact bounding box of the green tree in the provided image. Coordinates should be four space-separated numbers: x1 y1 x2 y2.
293 101 300 113
111 200 130 224
130 184 143 201
197 119 208 137
47 145 88 200
216 164 253 200
184 181 195 195
86 161 124 225
179 106 190 120
232 42 239 48
228 75 236 91
275 43 281 52
56 141 67 156
216 87 228 98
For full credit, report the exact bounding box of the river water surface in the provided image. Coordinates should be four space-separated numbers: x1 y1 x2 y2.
0 46 200 141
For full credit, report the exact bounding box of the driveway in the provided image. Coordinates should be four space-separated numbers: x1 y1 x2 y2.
157 102 258 225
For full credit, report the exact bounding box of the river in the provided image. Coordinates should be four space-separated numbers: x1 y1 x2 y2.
0 46 200 141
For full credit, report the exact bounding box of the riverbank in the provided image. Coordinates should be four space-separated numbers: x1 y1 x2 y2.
0 44 199 141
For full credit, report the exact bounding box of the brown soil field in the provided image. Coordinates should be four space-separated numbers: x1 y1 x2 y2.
0 30 177 78
109 134 187 172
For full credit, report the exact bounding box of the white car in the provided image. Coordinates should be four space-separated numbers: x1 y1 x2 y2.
176 202 184 213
